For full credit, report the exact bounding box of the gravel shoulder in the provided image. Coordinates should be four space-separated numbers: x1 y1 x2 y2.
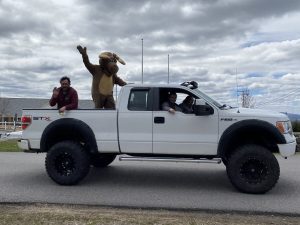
0 203 299 225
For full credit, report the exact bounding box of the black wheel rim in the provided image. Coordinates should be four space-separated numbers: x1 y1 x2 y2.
240 158 268 184
54 152 75 176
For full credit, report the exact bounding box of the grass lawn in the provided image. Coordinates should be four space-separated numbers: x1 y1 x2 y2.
0 140 21 152
0 204 299 225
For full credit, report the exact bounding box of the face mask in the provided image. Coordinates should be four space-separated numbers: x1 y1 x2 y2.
107 62 119 74
100 59 119 75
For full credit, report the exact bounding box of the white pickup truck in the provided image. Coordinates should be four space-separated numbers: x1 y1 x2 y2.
18 81 296 194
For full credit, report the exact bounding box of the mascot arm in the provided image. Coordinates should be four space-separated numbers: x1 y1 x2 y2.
81 52 97 75
114 75 127 86
77 45 96 75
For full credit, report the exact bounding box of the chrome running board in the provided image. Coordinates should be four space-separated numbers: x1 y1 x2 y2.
119 156 222 164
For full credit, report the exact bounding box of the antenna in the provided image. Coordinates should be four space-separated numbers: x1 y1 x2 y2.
235 68 238 107
167 54 169 84
141 38 144 84
235 68 240 113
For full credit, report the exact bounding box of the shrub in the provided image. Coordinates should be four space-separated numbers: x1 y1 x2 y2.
292 120 300 133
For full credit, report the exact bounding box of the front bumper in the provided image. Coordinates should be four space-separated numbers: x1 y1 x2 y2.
278 141 297 157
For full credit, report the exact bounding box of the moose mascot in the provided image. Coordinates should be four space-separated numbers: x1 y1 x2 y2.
77 45 127 109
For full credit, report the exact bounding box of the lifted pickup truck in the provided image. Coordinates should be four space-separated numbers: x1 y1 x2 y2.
18 81 296 194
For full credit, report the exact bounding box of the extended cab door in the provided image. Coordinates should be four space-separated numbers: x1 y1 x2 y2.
118 87 153 153
152 88 219 155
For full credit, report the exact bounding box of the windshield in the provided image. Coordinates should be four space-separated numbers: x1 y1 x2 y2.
193 89 223 108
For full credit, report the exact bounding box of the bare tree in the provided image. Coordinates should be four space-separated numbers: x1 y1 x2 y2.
240 88 255 108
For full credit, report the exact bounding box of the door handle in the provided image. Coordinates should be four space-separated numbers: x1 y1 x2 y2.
154 117 165 124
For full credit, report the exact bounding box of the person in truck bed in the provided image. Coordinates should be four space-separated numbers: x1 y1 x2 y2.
77 45 127 109
49 76 78 113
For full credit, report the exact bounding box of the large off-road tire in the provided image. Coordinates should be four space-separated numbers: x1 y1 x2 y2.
226 144 280 194
45 141 90 185
90 153 116 168
222 157 228 166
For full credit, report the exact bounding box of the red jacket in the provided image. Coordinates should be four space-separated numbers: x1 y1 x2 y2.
49 87 78 110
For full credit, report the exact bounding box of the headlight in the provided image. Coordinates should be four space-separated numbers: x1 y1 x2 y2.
276 121 293 135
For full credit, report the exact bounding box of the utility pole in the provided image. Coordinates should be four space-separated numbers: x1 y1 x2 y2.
141 38 144 84
167 54 170 83
235 67 239 107
115 85 118 102
238 88 255 108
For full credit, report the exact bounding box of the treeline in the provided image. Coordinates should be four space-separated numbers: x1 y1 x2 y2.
292 121 300 132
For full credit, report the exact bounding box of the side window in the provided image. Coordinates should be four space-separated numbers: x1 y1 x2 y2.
159 88 180 110
128 90 149 111
176 93 189 105
159 88 197 110
159 87 201 114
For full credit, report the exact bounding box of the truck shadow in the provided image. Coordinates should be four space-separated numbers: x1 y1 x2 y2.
86 163 233 192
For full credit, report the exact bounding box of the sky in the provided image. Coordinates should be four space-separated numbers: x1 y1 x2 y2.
1 0 300 113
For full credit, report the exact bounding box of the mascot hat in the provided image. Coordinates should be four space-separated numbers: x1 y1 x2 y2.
99 51 126 65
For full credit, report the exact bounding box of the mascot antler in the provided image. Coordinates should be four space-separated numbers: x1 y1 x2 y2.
99 52 126 65
113 53 126 65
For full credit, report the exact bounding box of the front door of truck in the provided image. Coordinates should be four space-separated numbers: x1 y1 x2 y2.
152 89 219 155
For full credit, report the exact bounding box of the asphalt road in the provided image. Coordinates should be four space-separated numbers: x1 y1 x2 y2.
0 152 299 215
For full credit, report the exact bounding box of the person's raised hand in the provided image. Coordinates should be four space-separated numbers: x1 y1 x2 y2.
52 87 59 98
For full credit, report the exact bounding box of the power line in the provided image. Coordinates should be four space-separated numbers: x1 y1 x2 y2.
255 88 300 107
257 89 299 105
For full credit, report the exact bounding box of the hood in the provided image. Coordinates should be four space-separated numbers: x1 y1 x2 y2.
223 107 289 120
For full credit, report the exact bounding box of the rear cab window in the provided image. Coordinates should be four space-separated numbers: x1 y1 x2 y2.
128 88 152 111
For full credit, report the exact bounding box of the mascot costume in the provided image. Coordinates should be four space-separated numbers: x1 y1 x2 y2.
77 45 127 109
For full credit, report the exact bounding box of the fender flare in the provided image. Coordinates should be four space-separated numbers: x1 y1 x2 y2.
217 119 286 158
40 118 98 153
